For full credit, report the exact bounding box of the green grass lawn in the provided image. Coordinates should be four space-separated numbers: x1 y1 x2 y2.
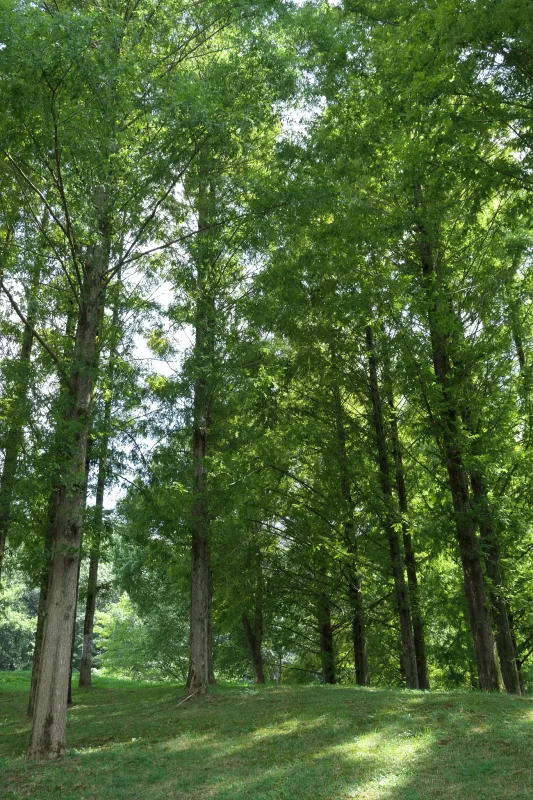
1 672 532 800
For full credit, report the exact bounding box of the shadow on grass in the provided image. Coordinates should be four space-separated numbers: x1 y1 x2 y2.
1 677 532 800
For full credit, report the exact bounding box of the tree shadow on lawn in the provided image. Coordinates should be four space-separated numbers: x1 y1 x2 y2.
2 682 533 800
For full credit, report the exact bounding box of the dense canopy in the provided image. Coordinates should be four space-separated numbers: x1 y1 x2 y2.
0 0 532 761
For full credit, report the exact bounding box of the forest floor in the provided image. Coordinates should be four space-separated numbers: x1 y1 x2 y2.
1 672 532 800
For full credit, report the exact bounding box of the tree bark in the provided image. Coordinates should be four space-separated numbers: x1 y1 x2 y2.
348 575 369 686
28 306 78 719
27 491 58 718
242 609 265 683
78 539 100 688
187 177 215 697
386 380 430 689
317 594 336 684
468 469 521 693
366 325 419 689
28 192 109 760
416 217 499 690
78 280 119 689
331 376 369 686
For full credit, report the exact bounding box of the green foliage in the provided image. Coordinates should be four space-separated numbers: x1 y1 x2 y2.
0 582 38 671
94 595 188 682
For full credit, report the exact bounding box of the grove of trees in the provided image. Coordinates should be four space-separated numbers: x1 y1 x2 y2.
1 0 532 760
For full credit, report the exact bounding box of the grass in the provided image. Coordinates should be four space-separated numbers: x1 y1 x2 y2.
1 672 532 799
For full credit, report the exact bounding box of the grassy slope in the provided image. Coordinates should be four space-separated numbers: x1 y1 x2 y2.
1 672 532 800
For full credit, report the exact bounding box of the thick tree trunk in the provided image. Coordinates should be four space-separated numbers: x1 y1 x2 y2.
317 594 336 684
28 307 78 719
386 382 430 690
366 326 419 689
331 377 369 686
242 609 265 683
28 196 109 759
187 178 215 697
416 221 499 690
27 492 57 718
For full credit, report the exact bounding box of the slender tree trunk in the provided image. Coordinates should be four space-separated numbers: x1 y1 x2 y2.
78 542 100 688
78 280 120 689
67 552 82 707
207 567 216 685
386 379 430 689
348 575 369 686
510 305 532 445
468 469 520 693
0 261 41 582
510 313 530 692
28 193 109 760
242 609 265 683
317 594 336 684
187 178 215 697
331 377 369 686
416 218 499 690
366 325 419 689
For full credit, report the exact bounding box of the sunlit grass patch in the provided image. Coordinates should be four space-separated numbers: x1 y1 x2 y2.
1 673 532 800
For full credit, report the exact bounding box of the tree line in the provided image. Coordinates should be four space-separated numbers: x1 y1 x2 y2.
0 0 532 760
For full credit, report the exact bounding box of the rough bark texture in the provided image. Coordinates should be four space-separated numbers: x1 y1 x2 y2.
386 383 430 690
27 492 57 718
28 194 109 760
242 610 265 683
366 326 419 689
28 309 78 719
187 178 215 697
317 594 336 684
416 217 499 690
332 377 369 686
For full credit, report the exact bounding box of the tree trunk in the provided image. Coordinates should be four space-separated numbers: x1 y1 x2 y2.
28 194 109 760
28 307 78 719
348 575 369 686
331 376 369 686
0 264 40 582
510 313 530 692
366 325 419 689
416 219 499 690
317 594 336 684
468 469 521 693
386 379 430 689
27 491 57 718
187 177 216 697
67 553 82 707
78 541 100 688
78 280 119 689
242 609 265 683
